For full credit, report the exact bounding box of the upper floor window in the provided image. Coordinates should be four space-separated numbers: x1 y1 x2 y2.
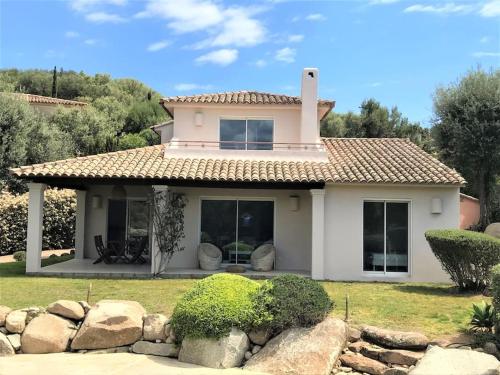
220 118 273 150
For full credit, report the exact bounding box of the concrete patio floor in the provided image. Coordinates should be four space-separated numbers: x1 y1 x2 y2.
0 353 268 375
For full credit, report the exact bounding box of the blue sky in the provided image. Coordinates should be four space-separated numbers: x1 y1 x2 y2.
1 0 499 126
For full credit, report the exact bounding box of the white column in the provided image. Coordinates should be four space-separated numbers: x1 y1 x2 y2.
74 190 87 260
310 189 325 280
151 185 169 274
26 183 46 273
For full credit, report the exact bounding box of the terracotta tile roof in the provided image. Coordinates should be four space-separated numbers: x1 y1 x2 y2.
14 93 88 106
160 91 334 108
11 138 465 186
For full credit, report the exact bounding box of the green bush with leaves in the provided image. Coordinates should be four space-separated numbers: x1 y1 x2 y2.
12 250 26 262
470 301 495 332
253 274 334 333
170 274 260 342
425 229 500 291
0 189 76 255
492 265 500 328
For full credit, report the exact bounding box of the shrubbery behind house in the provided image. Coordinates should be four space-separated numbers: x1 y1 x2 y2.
0 189 75 255
425 229 500 291
170 273 334 342
491 265 500 329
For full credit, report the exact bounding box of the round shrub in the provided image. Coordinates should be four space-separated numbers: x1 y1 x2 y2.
13 251 26 262
425 229 500 291
253 274 334 333
171 273 260 342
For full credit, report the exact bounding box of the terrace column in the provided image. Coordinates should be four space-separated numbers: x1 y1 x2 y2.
310 189 325 280
74 190 87 260
26 182 46 273
151 185 169 274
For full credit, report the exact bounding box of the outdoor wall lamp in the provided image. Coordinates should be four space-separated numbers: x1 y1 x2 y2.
92 195 102 209
431 198 442 214
289 195 300 211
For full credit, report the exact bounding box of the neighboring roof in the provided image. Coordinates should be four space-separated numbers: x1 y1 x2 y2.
160 91 333 108
14 93 88 107
11 138 465 186
460 193 479 201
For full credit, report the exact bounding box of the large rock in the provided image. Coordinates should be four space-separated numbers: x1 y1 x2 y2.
179 328 249 369
0 306 12 327
47 300 85 320
409 346 499 375
0 332 15 356
71 300 146 350
340 353 389 375
132 341 179 357
485 223 500 239
244 317 347 375
21 313 77 354
5 310 27 334
143 314 168 341
362 326 429 350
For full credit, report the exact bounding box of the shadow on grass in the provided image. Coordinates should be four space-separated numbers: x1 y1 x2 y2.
393 284 482 298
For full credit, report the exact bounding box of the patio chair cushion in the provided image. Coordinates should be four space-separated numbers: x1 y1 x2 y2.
198 243 222 271
251 244 275 272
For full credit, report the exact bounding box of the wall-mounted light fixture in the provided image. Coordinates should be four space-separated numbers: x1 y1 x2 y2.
431 198 442 214
111 185 127 200
289 195 300 211
92 195 102 209
195 111 203 127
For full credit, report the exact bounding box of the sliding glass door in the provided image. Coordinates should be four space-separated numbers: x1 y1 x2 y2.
200 199 274 264
363 201 409 273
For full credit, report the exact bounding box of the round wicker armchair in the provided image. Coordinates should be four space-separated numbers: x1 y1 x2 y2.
250 244 276 272
198 243 222 271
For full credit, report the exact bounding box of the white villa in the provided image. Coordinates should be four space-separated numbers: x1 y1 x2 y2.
11 68 465 282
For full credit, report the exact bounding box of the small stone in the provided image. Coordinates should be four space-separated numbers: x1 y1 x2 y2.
0 332 15 356
83 346 130 354
245 351 253 360
143 314 168 342
164 323 172 338
378 349 424 366
475 348 485 353
459 346 472 350
483 342 498 355
132 341 179 357
252 345 261 354
348 327 362 342
348 341 372 353
47 300 85 320
383 368 408 375
0 306 12 327
362 326 429 350
5 310 27 334
0 327 8 334
155 339 162 343
248 328 271 346
6 334 21 351
340 367 353 373
23 307 45 324
340 353 389 375
165 336 174 344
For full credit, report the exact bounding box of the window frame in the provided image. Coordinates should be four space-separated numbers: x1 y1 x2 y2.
362 199 412 277
218 116 275 150
198 196 277 267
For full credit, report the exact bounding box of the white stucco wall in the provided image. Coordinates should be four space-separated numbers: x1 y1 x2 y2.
322 184 460 282
171 106 303 145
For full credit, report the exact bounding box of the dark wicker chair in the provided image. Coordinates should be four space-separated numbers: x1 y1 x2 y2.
93 235 115 264
127 237 148 264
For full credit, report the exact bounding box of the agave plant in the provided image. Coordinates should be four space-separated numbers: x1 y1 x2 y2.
470 301 495 332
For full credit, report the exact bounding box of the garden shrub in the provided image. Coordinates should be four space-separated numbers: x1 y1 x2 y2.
170 273 260 342
253 274 334 333
425 229 500 291
12 250 26 262
491 265 500 323
0 189 76 255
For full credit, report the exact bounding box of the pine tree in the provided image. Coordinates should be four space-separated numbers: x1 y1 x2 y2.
51 66 57 97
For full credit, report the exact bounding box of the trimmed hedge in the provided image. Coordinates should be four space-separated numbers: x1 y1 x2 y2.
253 274 334 332
491 265 500 328
0 189 76 255
425 229 500 291
170 273 260 341
12 250 26 262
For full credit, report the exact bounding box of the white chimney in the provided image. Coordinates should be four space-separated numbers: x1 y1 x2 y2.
300 68 319 145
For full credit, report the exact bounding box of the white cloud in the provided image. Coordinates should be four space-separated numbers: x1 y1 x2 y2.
85 11 126 23
147 40 171 52
71 0 126 12
305 13 326 21
480 36 491 44
195 49 238 66
275 47 296 63
255 59 267 67
480 0 500 17
404 3 473 14
84 39 97 45
472 51 500 57
288 34 304 43
65 31 80 38
174 83 213 91
136 0 267 49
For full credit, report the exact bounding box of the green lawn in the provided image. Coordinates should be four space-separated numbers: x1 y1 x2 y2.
0 258 488 338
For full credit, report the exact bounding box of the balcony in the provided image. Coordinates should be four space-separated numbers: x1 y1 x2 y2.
163 140 329 162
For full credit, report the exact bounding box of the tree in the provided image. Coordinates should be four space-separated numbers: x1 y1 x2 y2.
51 66 57 97
432 68 500 227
